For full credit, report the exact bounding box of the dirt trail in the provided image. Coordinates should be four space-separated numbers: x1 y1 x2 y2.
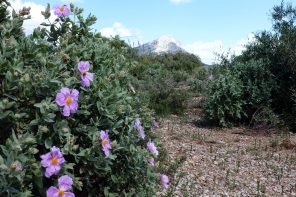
156 107 296 197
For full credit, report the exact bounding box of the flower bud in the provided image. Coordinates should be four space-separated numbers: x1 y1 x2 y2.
42 102 48 108
64 147 69 153
3 99 8 105
62 54 69 63
28 148 39 154
11 162 17 169
29 159 36 163
110 140 119 148
14 145 23 151
25 137 36 144
62 128 69 133
36 53 42 59
72 145 79 151
118 71 125 77
70 3 74 12
38 125 49 133
0 164 8 171
40 57 46 67
84 95 90 101
24 73 30 82
32 163 37 168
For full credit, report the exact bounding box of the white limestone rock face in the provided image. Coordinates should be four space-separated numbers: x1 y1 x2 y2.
135 35 188 55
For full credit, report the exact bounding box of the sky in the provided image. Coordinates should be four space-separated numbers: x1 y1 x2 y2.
7 0 294 64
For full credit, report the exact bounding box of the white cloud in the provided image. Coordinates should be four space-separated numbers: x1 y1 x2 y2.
8 0 57 35
60 0 84 3
100 22 144 46
184 34 256 65
100 22 132 37
170 0 192 4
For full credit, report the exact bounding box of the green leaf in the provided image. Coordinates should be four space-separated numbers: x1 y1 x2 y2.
33 103 43 108
34 176 43 188
0 111 11 119
45 138 53 149
76 110 90 115
5 102 15 109
50 79 62 84
111 175 117 183
30 119 40 126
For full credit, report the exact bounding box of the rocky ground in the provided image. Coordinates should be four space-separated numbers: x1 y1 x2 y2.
156 102 296 197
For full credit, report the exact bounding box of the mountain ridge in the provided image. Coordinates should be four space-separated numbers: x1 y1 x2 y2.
135 35 188 55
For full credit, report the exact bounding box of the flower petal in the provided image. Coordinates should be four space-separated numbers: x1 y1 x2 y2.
61 88 70 97
55 93 66 106
100 130 106 140
61 6 70 17
58 175 73 191
53 164 61 175
45 165 55 178
77 61 84 73
69 101 78 114
46 186 59 197
81 79 90 87
53 4 60 9
41 153 52 167
70 89 79 101
63 105 70 117
63 192 75 197
82 61 90 71
86 72 93 81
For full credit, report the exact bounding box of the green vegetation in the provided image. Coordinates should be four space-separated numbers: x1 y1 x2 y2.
203 2 296 130
0 1 163 196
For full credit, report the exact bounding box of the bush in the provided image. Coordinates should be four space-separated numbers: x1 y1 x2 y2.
231 2 296 130
204 60 276 127
0 2 165 196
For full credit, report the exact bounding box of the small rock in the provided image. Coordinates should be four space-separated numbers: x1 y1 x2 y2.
198 176 206 182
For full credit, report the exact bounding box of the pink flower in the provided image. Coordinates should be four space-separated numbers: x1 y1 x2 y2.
77 61 93 87
131 86 135 93
148 158 154 166
135 119 145 139
18 164 22 171
153 120 159 128
53 4 70 17
158 173 169 189
41 146 65 178
100 130 112 158
55 88 79 116
208 74 213 80
46 175 75 197
147 139 158 156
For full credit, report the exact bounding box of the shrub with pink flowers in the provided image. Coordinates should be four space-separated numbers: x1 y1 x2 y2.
0 1 167 196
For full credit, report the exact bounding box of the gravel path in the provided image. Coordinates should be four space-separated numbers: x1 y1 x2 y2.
156 109 296 197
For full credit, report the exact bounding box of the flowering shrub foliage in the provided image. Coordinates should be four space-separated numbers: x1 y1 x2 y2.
0 1 168 196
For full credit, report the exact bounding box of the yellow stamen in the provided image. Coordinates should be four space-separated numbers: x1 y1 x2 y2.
66 98 72 104
51 158 58 164
162 178 165 182
83 71 87 76
58 189 65 195
60 7 65 12
103 140 107 145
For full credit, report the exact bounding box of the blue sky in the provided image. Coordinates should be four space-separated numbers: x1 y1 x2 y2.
9 0 293 64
